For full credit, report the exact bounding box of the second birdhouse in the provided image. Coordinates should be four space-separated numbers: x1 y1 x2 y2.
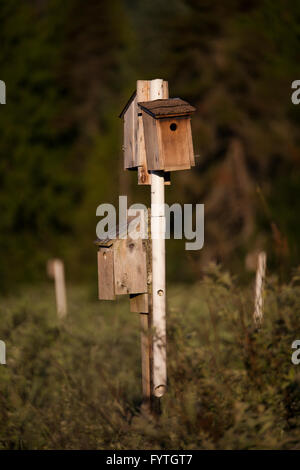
138 98 196 172
95 211 148 301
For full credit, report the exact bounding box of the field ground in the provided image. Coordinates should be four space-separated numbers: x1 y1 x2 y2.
0 264 300 449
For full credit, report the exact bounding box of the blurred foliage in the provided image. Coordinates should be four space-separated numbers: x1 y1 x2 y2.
0 0 300 288
0 267 300 448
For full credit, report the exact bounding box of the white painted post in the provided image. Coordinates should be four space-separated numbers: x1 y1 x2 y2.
253 251 266 327
0 340 6 365
150 79 167 397
0 80 6 105
47 259 67 319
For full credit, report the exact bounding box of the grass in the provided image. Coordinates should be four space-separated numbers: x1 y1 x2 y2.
0 264 300 449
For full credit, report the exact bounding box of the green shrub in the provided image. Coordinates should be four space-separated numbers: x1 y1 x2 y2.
0 266 300 449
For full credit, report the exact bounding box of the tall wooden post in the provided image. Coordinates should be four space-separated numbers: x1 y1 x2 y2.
114 78 195 408
253 251 266 327
47 259 67 319
135 81 152 409
140 312 151 409
150 79 168 398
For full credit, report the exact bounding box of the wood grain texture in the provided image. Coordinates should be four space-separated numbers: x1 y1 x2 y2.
97 248 115 300
137 79 170 185
114 237 147 295
143 115 194 171
186 117 196 167
142 110 160 171
137 80 151 184
130 293 149 313
159 117 193 171
124 95 138 169
140 214 152 409
163 81 169 102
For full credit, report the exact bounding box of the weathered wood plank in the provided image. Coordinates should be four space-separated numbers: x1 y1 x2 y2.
124 95 138 169
97 248 115 300
137 79 170 185
160 117 193 171
114 238 147 295
163 80 169 103
130 293 149 313
186 117 195 166
140 312 151 409
142 110 160 171
132 94 138 166
143 115 194 172
137 80 151 184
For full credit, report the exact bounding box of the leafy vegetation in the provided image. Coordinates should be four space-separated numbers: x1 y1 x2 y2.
1 266 300 449
0 0 299 451
0 0 300 287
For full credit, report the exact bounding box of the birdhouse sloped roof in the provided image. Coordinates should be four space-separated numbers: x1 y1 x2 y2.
94 213 147 247
119 90 136 118
138 98 196 119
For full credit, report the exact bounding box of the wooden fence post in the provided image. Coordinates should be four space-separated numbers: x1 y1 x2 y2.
47 259 67 319
253 251 266 327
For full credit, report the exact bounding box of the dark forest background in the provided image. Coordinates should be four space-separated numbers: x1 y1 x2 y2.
1 0 300 289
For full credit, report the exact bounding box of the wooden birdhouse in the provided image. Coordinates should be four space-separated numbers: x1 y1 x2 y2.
119 80 171 185
138 98 196 172
95 211 148 301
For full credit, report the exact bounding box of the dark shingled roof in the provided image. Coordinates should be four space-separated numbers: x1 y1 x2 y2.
138 98 196 119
